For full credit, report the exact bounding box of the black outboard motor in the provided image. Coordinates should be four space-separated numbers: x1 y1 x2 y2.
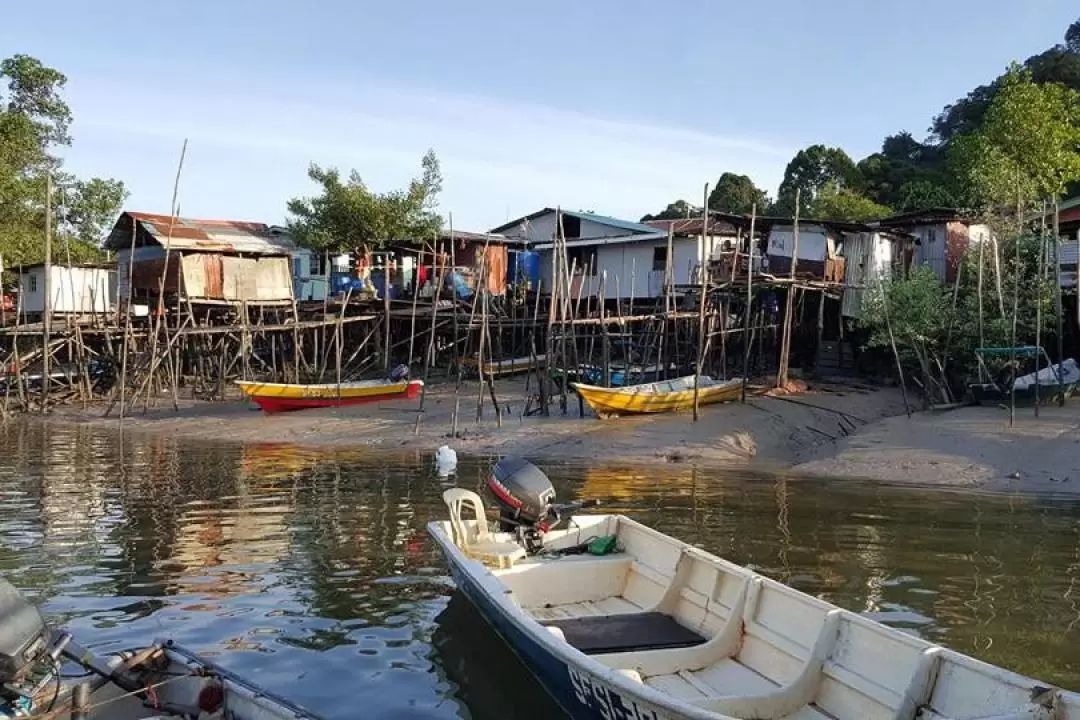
388 364 410 382
487 457 598 554
0 578 67 712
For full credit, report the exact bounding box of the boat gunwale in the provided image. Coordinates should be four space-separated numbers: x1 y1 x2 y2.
235 378 423 392
570 376 742 397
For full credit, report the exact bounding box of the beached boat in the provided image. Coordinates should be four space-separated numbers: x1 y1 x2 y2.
463 354 546 377
0 579 322 719
429 457 1080 720
552 363 675 388
970 356 1080 407
235 377 423 413
572 375 742 418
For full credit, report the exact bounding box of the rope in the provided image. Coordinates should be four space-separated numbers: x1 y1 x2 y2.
25 671 195 720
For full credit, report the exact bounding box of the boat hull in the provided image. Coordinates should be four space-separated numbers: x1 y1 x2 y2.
236 379 423 414
431 527 681 720
572 377 742 417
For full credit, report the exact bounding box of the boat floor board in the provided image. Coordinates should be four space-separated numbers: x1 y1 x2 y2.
526 596 640 621
543 612 706 655
645 660 833 719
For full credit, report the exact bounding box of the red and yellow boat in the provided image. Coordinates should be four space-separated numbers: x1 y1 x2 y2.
235 378 423 414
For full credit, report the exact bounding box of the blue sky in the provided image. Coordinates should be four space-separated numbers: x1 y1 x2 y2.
3 1 1078 231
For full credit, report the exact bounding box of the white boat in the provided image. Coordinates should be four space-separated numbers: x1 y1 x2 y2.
428 458 1080 720
0 580 322 719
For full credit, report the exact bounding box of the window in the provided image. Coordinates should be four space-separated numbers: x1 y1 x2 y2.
561 215 581 239
311 252 330 277
927 228 937 244
652 246 668 271
28 275 37 293
566 246 597 276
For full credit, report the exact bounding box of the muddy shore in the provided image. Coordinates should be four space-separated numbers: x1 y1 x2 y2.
40 376 1080 494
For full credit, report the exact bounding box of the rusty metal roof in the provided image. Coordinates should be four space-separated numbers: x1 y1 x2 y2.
106 211 298 255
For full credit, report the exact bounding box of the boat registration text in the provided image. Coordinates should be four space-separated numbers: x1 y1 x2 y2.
568 667 664 720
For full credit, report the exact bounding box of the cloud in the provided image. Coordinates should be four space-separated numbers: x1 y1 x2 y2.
63 74 793 229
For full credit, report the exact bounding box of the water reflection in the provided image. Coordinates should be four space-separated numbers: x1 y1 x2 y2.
0 420 1076 719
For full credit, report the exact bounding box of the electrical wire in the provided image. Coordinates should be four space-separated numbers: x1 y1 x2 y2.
44 658 61 714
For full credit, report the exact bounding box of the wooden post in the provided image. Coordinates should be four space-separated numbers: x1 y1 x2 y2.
42 172 52 413
419 241 443 417
693 183 709 422
600 271 609 387
1008 180 1022 427
880 278 911 418
1035 203 1046 416
383 248 392 371
977 230 985 351
1054 199 1065 406
777 188 801 388
741 204 757 403
407 246 423 376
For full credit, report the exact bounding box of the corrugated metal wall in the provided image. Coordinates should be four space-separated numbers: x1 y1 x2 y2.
841 232 893 318
911 224 947 280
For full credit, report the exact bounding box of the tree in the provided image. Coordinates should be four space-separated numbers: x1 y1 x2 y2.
0 55 126 270
773 145 861 216
807 182 891 222
858 132 956 211
640 200 695 222
707 172 768 214
950 65 1080 213
932 16 1080 143
1068 18 1080 54
287 149 444 252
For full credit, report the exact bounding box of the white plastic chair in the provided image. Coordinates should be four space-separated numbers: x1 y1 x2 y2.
442 488 526 569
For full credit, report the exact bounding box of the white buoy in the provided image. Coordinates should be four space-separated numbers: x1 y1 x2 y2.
435 445 458 477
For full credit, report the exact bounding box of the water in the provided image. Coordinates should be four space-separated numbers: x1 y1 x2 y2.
0 421 1078 718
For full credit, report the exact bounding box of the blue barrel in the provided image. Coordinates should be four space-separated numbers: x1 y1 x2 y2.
519 250 541 290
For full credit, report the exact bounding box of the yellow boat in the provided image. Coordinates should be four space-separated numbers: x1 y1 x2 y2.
571 375 742 418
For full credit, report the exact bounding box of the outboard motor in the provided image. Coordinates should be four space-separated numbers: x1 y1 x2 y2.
388 364 410 382
487 457 598 554
0 578 67 714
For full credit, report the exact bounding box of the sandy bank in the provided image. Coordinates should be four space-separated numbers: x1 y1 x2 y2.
796 403 1080 494
45 377 909 468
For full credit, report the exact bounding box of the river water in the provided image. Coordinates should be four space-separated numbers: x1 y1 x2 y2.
0 420 1078 717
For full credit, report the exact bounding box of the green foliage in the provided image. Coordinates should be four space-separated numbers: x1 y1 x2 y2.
949 65 1080 213
0 54 126 272
707 173 768 214
287 149 444 251
857 132 958 212
807 182 892 222
857 266 952 363
640 199 695 222
857 235 1056 380
773 145 860 216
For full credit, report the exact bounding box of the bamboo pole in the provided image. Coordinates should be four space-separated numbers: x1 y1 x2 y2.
1054 199 1065 406
556 210 570 415
383 248 392 371
692 182 709 422
1008 177 1022 427
1035 202 1046 415
41 172 52 413
777 188 801 388
977 230 985 352
880 277 911 418
407 246 423 374
741 204 757 403
418 242 443 420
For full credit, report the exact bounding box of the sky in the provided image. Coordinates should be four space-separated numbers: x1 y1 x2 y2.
2 1 1078 231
